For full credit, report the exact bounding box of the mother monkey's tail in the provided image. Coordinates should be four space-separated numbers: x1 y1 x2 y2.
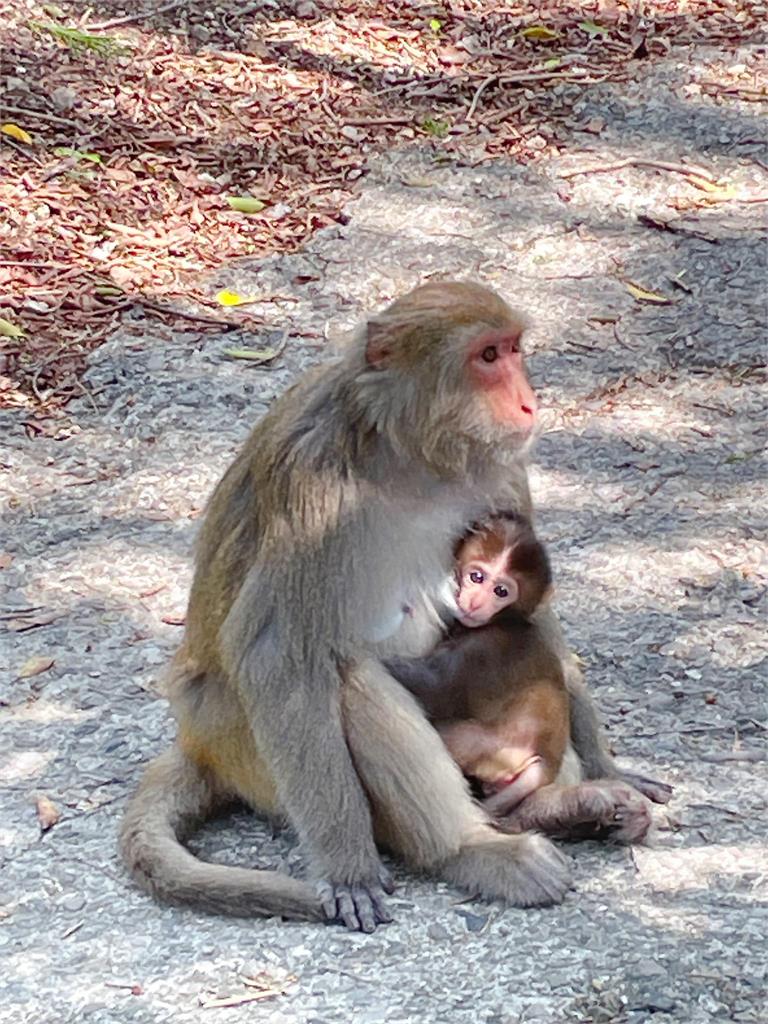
119 747 324 922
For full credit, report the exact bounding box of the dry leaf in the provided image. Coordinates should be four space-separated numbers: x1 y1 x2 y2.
215 289 260 307
0 317 25 338
401 176 436 188
222 346 282 363
687 175 724 193
7 612 59 632
624 281 673 305
161 613 186 625
0 552 13 569
521 26 558 41
1 122 33 144
226 196 266 214
35 795 60 832
18 655 55 678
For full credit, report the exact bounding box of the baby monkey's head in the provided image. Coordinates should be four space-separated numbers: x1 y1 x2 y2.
454 513 552 628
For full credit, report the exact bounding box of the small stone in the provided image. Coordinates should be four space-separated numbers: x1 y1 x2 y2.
60 893 86 912
635 958 666 978
50 86 77 111
296 1 318 17
455 909 488 932
427 923 450 941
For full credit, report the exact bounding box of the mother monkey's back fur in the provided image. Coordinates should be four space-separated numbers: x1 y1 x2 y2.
120 280 610 931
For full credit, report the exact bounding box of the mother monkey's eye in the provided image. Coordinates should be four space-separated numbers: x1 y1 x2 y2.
481 346 498 363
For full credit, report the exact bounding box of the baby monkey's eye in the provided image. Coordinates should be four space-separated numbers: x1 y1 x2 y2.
469 571 484 584
481 346 498 363
494 585 508 598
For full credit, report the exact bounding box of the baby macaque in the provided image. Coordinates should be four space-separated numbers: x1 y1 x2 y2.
387 513 568 814
387 513 652 843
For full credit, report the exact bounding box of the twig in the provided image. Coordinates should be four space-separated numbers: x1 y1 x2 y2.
561 158 716 182
137 298 246 328
343 116 415 127
466 75 498 121
698 750 764 764
1 104 74 128
87 1 187 31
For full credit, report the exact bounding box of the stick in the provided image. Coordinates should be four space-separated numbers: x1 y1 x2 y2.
466 75 498 121
137 298 246 328
87 1 187 31
1 104 73 127
561 157 716 182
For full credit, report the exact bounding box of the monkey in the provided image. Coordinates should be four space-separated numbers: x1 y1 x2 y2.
387 514 654 842
120 280 668 933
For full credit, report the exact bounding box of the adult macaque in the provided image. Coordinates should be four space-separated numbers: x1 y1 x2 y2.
120 280 665 933
387 515 653 842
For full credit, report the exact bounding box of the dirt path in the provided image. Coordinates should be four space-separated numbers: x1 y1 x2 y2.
2 44 767 1024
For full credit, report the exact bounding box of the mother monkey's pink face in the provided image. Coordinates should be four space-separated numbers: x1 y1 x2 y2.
467 329 538 434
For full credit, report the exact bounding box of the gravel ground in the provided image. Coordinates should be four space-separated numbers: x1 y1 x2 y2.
2 47 767 1024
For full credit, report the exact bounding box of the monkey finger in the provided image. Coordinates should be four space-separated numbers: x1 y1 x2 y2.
316 881 341 922
619 771 674 805
336 887 363 932
378 864 396 895
369 885 394 924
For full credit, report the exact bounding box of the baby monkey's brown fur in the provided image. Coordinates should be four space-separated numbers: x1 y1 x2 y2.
389 516 654 839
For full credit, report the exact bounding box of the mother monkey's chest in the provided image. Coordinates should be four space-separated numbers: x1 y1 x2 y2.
359 496 471 655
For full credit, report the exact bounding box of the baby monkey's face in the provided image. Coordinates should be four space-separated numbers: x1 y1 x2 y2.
454 544 518 628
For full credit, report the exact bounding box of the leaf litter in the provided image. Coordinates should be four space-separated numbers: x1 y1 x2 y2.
1 0 764 413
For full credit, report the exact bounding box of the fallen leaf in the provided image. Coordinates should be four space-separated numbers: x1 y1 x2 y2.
1 122 33 144
687 175 724 193
53 146 101 163
222 346 282 363
579 20 609 38
226 196 266 214
542 57 562 70
624 281 673 305
401 176 436 188
35 795 60 832
521 26 558 41
0 552 13 569
0 317 25 338
18 655 55 678
7 612 59 632
215 289 260 307
161 613 186 625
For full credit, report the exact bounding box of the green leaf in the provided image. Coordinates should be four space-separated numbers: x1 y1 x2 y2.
53 146 102 163
30 21 129 55
0 317 24 338
226 196 266 214
579 20 609 38
429 18 442 32
542 57 562 70
222 346 281 363
421 117 450 139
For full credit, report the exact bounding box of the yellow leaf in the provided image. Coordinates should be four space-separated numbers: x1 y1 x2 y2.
215 289 260 307
521 26 559 41
0 317 24 338
226 196 266 214
222 346 281 363
18 656 55 679
687 175 722 193
1 122 33 144
624 281 673 305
